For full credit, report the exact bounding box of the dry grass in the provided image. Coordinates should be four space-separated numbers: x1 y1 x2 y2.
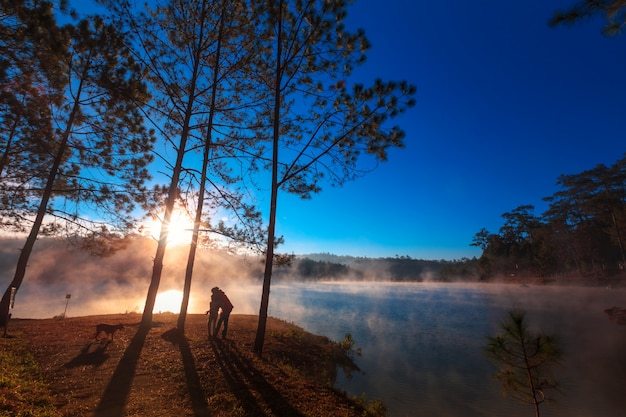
1 313 375 417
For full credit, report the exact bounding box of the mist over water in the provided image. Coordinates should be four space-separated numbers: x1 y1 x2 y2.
2 238 625 416
267 282 626 417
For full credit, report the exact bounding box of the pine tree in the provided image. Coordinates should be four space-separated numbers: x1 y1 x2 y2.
250 0 416 355
550 0 626 36
486 310 562 417
101 0 266 330
0 7 155 326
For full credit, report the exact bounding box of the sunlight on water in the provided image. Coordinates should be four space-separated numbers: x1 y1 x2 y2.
268 282 626 417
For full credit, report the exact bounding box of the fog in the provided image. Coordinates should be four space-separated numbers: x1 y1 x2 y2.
0 236 459 320
0 237 266 319
265 282 626 417
3 236 625 416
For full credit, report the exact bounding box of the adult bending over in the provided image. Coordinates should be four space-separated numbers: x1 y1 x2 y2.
212 287 233 339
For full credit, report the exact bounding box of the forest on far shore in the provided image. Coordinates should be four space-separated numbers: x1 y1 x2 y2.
277 153 626 284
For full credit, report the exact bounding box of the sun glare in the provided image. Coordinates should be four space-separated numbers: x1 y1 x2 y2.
144 209 195 246
153 290 184 314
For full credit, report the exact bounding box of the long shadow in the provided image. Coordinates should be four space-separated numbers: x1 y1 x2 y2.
93 325 149 417
64 340 111 368
210 338 305 417
161 328 211 417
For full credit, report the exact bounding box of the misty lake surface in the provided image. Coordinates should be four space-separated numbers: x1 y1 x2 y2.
266 281 626 417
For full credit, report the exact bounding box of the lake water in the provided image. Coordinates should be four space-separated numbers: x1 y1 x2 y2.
266 281 626 417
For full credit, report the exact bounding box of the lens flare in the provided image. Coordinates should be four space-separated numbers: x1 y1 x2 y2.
144 209 195 247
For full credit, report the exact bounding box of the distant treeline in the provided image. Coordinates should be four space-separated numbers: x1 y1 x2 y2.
271 254 480 282
471 153 626 281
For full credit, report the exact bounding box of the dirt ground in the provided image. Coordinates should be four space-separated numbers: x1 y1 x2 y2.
3 313 367 417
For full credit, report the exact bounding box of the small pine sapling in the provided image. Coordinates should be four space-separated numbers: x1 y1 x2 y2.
486 310 562 417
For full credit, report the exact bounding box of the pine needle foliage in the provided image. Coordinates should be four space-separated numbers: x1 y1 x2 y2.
486 310 562 417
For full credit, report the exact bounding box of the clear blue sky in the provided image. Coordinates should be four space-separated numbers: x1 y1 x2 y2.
272 0 626 260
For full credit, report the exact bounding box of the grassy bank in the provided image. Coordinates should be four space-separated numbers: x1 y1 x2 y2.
1 313 385 417
0 335 61 416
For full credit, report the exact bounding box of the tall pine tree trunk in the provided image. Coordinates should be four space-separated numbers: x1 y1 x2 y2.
0 84 82 326
253 0 283 356
177 0 225 332
140 132 189 330
140 5 206 332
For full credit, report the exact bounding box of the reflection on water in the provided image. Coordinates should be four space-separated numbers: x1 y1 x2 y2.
268 282 626 417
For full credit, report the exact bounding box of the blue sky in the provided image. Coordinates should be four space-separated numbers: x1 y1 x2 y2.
271 0 626 260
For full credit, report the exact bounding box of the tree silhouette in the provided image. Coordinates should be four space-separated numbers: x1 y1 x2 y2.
101 0 266 330
473 153 626 280
0 0 66 231
550 0 626 36
250 0 416 355
0 4 155 326
486 310 562 417
174 0 266 331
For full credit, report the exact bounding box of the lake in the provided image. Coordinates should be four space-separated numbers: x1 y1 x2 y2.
6 276 625 416
265 281 626 417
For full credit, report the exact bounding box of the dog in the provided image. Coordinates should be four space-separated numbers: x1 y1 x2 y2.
94 323 124 340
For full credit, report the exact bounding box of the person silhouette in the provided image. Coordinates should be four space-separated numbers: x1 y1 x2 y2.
206 292 219 338
212 287 233 339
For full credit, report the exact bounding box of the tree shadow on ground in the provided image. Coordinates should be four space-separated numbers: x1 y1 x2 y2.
64 340 111 368
161 328 211 417
93 325 149 417
210 338 306 417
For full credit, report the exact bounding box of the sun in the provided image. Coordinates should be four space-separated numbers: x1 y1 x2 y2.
153 290 184 314
143 208 195 246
